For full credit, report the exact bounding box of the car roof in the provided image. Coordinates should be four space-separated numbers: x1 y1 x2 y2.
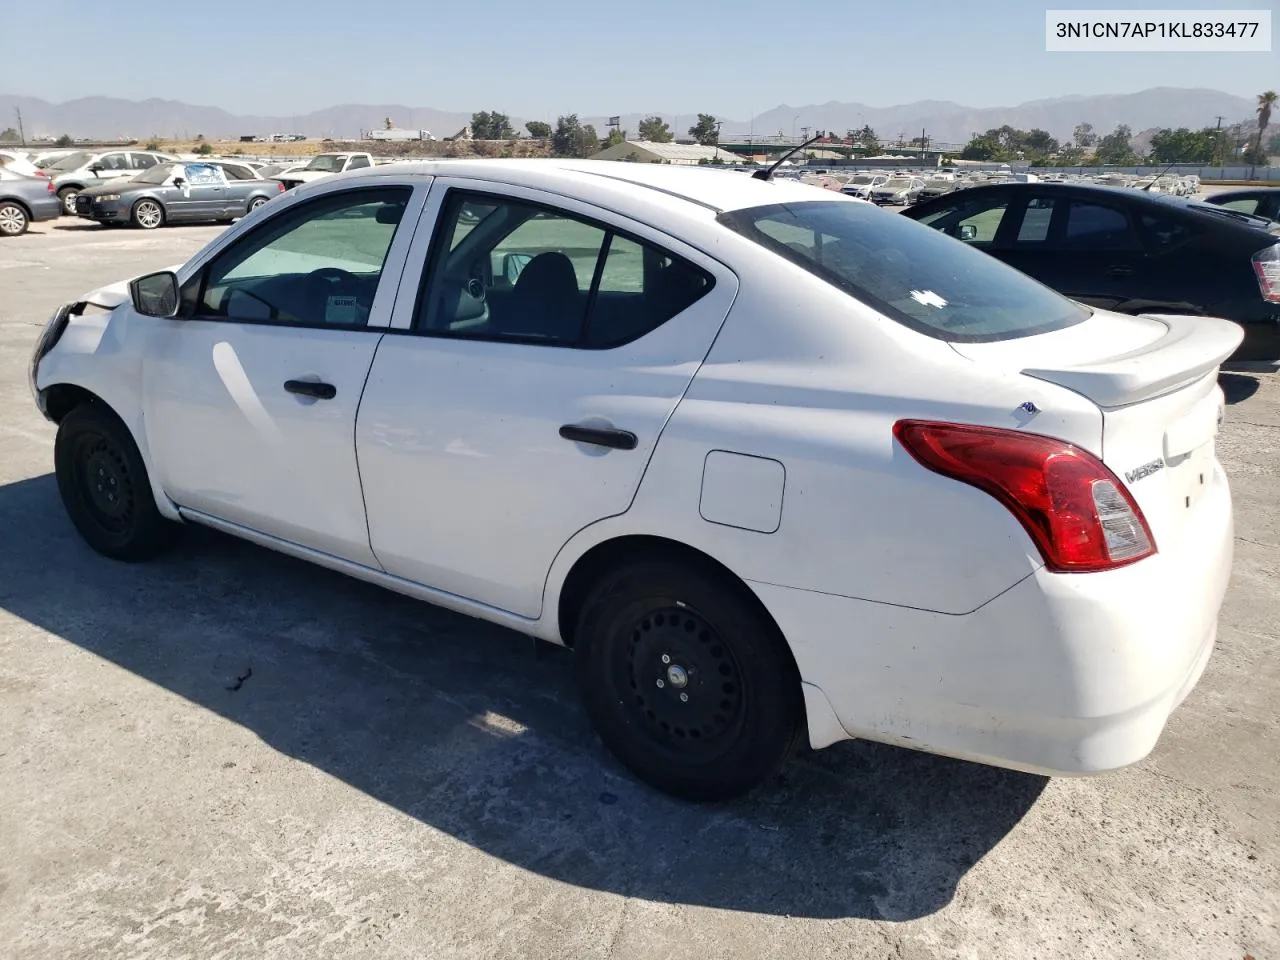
328 158 853 215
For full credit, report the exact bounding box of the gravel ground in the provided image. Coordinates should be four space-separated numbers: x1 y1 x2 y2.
0 215 1276 960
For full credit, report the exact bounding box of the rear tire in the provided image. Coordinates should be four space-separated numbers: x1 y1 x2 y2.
575 559 803 801
248 196 268 212
58 187 80 215
54 404 179 561
0 201 29 236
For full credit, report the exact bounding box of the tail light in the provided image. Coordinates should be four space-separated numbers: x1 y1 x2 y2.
1252 243 1280 303
277 181 285 192
46 179 55 194
893 420 1156 573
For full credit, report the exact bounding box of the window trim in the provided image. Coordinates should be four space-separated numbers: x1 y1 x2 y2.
406 187 715 350
183 184 414 332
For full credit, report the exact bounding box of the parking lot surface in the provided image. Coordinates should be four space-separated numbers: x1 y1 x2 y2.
1 220 1278 959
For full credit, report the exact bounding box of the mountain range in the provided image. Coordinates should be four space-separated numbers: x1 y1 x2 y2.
0 88 1263 145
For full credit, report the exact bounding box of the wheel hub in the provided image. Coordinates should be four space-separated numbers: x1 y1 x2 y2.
80 439 134 530
624 607 743 744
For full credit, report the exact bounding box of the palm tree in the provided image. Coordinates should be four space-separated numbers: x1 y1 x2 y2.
1255 90 1278 160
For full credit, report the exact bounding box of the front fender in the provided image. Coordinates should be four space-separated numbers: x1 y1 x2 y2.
35 304 180 521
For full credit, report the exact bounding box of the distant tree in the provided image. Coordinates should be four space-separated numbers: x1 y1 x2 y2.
145 139 161 151
55 134 73 147
1268 132 1280 154
1241 144 1270 166
638 115 673 142
1094 124 1137 165
550 115 599 158
195 133 205 141
605 128 627 147
471 111 514 140
0 127 20 143
524 120 552 139
1023 128 1059 156
688 114 719 146
1147 127 1218 164
960 133 1001 161
854 124 878 150
194 142 214 156
1072 122 1097 150
1254 91 1277 162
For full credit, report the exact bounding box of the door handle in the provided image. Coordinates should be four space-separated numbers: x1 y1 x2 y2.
1108 264 1134 276
559 423 638 450
284 379 336 399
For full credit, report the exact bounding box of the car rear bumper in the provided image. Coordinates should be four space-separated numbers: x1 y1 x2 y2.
753 460 1233 774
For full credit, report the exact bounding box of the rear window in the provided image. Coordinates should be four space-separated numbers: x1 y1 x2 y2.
718 200 1089 343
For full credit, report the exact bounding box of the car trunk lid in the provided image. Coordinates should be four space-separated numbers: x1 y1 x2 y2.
951 310 1242 553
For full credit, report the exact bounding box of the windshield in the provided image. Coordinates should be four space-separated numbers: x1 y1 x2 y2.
48 151 93 171
718 200 1089 342
134 164 178 185
304 155 345 172
883 178 913 188
850 175 876 185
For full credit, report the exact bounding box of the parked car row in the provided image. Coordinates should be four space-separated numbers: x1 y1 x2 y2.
27 160 1254 800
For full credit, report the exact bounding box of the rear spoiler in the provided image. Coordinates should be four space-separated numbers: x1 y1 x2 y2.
1021 314 1244 408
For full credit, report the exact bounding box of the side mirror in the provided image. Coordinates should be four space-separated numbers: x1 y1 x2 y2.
172 176 186 188
503 252 532 284
89 164 104 174
958 224 979 241
130 271 180 318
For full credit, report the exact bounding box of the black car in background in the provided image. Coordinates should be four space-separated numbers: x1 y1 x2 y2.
1204 187 1280 223
903 183 1280 363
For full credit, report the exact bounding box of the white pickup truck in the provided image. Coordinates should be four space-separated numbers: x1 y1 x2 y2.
276 152 374 190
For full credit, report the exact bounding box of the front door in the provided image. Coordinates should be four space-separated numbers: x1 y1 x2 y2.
356 183 737 617
142 182 426 564
179 163 231 220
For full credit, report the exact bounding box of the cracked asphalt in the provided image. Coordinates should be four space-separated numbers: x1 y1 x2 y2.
1 216 1277 959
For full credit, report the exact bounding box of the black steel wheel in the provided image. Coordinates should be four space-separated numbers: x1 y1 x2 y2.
54 404 179 561
576 558 803 801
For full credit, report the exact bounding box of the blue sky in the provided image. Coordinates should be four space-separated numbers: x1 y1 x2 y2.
7 0 1276 117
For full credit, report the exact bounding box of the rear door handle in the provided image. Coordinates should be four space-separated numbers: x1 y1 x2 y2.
284 379 336 400
559 423 638 450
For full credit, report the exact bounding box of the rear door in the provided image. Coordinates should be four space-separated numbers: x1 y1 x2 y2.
999 192 1148 309
356 181 737 617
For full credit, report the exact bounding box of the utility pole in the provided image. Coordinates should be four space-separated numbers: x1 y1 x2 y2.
1214 115 1226 167
14 107 25 146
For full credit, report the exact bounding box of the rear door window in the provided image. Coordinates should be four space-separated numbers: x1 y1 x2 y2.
1015 196 1057 243
719 200 1088 342
1217 197 1261 215
1061 201 1138 250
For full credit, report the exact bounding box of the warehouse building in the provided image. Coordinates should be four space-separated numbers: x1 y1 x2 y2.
589 140 741 165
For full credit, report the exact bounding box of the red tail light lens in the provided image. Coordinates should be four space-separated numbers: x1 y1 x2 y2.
46 179 55 194
1252 243 1280 303
894 420 1156 572
277 181 285 192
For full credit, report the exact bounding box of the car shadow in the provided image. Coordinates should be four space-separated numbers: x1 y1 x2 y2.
1219 372 1260 405
0 472 1046 921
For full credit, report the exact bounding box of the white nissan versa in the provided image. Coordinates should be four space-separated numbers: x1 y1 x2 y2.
29 160 1241 801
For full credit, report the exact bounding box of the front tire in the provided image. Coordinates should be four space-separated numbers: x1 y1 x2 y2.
58 187 80 215
54 404 178 561
131 199 164 230
0 201 29 236
575 559 803 801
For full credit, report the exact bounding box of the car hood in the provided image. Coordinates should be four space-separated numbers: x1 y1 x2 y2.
76 264 185 309
78 179 149 197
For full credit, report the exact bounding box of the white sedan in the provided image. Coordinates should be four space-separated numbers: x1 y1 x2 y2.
29 160 1240 801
